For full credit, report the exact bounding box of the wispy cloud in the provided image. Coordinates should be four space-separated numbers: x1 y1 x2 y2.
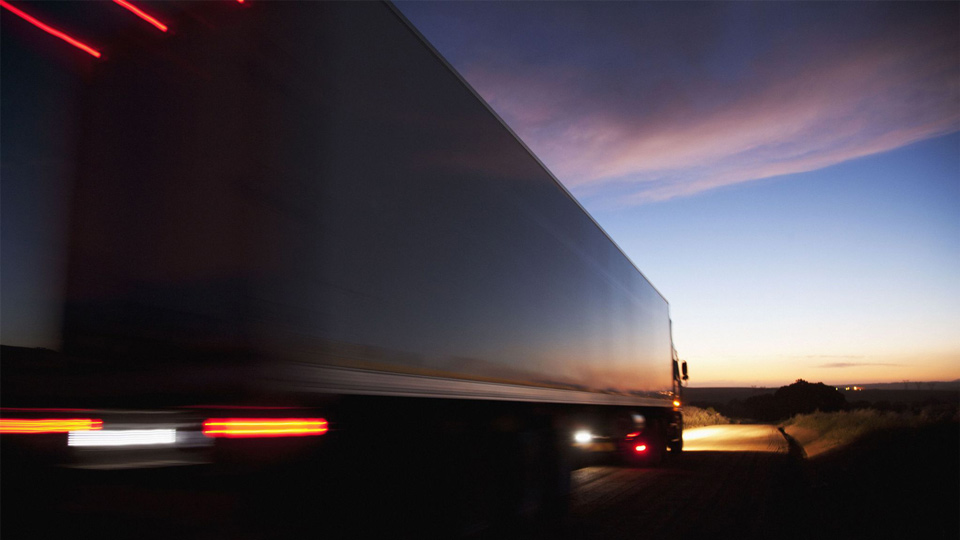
818 362 903 369
426 2 960 206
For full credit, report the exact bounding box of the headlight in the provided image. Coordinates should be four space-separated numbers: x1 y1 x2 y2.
573 430 592 444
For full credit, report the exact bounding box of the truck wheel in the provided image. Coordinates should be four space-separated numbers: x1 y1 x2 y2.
622 420 666 467
645 423 666 466
518 422 571 528
668 437 684 453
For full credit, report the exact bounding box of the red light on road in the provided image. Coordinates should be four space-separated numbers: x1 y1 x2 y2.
203 418 328 438
113 0 168 32
626 432 640 439
0 418 104 434
634 444 647 453
0 1 102 58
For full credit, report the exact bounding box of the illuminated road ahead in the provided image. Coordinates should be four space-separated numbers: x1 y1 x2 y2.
682 424 789 452
559 422 957 540
561 424 799 539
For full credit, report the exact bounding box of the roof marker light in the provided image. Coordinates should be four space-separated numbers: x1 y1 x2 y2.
113 0 168 32
0 418 104 434
203 418 328 438
0 1 102 58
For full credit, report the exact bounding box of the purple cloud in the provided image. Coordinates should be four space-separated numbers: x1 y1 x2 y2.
403 2 959 205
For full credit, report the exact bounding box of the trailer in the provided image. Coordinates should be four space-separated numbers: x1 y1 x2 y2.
1 1 687 534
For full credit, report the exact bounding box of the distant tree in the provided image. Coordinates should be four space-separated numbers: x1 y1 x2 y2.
743 393 781 422
774 379 846 417
724 399 750 419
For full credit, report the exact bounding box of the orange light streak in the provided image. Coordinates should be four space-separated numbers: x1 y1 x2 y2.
0 1 102 58
0 418 104 434
203 418 328 438
113 0 167 32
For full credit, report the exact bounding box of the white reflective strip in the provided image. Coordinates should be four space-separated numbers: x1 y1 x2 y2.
68 429 177 447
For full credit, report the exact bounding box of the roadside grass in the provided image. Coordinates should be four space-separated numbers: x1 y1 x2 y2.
682 406 730 428
783 405 959 454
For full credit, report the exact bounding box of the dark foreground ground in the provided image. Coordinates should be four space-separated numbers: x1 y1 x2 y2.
3 422 957 539
795 421 958 539
550 422 958 540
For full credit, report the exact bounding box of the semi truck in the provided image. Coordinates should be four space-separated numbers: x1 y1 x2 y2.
1 1 687 535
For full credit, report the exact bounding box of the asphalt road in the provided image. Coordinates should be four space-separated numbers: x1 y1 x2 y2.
546 424 803 540
682 424 789 452
548 422 958 540
5 422 956 539
3 424 800 540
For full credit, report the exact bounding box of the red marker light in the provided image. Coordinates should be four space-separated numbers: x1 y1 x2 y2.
0 1 102 58
203 418 328 438
113 0 168 32
634 444 647 453
626 432 640 439
0 418 104 434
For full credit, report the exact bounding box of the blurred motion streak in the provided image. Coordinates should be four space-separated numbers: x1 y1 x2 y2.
202 418 329 438
0 0 102 57
68 428 177 447
112 0 168 32
0 418 104 433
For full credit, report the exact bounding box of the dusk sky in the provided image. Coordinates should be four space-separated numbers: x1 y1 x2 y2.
396 1 960 387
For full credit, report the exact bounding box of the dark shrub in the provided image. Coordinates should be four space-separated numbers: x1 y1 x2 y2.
774 379 846 417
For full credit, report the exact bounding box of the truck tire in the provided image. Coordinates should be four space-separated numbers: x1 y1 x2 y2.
645 421 667 466
668 437 684 453
622 419 666 467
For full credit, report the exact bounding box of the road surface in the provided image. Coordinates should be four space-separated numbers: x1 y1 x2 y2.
549 424 803 540
682 424 789 452
5 422 956 539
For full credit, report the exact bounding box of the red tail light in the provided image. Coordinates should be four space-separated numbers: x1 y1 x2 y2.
202 418 328 438
0 1 103 58
113 0 168 32
634 444 647 453
0 418 104 434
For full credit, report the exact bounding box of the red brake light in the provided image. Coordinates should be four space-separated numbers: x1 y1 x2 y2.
0 418 104 434
0 1 103 58
202 418 328 438
634 444 647 453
